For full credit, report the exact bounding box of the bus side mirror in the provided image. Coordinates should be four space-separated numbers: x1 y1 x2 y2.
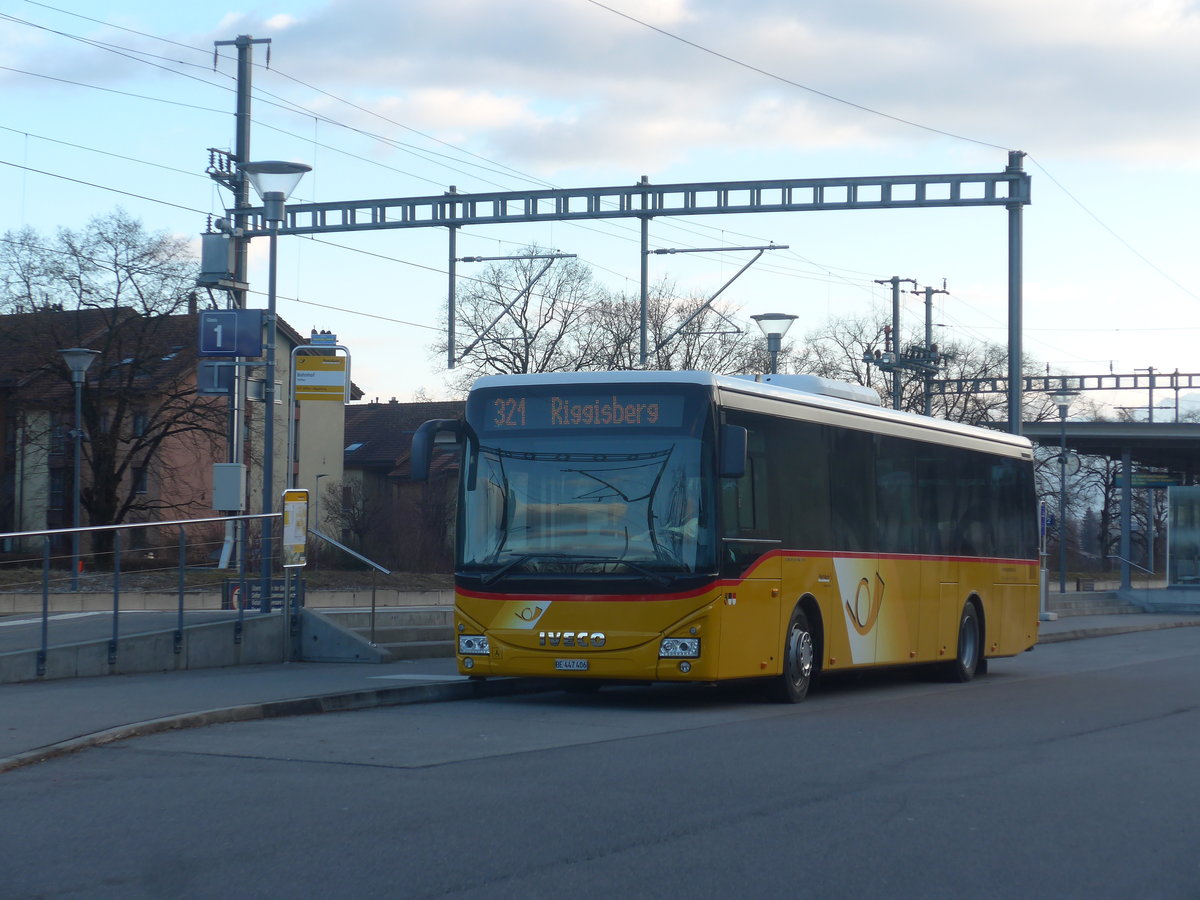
410 419 462 481
719 424 747 479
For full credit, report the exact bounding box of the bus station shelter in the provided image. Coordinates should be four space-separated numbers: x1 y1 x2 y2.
1021 420 1200 591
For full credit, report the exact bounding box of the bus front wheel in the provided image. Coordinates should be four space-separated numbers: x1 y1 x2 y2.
947 601 981 683
769 607 815 703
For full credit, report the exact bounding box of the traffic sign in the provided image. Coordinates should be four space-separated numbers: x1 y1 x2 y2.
198 309 263 358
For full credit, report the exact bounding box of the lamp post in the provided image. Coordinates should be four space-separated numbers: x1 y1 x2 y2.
241 160 310 610
60 348 100 590
1049 389 1078 594
751 313 798 375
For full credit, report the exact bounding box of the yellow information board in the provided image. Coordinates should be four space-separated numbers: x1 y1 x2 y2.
295 355 347 402
281 489 308 568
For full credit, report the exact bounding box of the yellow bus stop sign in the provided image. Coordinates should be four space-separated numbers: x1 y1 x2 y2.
295 355 347 402
282 489 308 568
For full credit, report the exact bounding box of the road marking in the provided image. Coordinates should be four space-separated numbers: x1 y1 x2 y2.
368 674 470 682
0 611 232 628
0 612 109 628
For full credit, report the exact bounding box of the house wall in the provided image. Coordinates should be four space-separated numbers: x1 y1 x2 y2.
14 410 51 550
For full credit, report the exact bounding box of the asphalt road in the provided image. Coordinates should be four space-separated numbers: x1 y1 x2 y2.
4 629 1199 899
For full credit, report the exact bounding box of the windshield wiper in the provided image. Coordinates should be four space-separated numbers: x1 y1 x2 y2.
480 554 532 586
598 557 671 587
478 553 671 588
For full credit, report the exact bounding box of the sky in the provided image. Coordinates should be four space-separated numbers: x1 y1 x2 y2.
2 0 1199 417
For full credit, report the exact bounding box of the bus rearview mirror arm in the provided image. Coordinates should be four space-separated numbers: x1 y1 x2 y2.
410 419 463 481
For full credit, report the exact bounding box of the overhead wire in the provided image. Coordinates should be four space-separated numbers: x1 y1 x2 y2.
6 0 1192 354
582 0 1196 310
2 3 905 297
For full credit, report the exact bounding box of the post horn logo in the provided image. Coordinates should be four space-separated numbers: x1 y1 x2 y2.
846 573 885 636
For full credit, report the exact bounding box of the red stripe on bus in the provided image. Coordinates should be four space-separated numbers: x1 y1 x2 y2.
457 550 1037 604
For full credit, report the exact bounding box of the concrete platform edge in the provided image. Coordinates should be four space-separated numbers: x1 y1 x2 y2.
0 675 559 775
1036 618 1200 644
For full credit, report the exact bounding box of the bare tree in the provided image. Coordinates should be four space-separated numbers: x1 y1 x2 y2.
792 314 889 392
0 210 225 553
437 248 602 390
578 280 767 373
437 247 769 382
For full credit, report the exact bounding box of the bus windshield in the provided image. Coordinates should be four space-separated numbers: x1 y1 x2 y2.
460 433 715 580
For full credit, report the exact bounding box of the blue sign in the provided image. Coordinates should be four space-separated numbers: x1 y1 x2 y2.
198 309 263 358
197 360 236 395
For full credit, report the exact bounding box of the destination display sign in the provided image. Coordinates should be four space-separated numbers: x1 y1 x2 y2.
480 392 685 431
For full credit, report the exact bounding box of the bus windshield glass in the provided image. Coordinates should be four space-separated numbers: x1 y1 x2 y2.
461 385 715 580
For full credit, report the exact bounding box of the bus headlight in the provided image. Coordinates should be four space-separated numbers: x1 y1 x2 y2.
659 637 700 658
458 635 490 655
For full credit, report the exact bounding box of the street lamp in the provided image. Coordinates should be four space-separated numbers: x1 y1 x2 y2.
1049 389 1078 594
751 313 798 375
241 160 310 610
60 348 100 590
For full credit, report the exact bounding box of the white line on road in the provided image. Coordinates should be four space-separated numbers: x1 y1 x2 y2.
0 612 110 628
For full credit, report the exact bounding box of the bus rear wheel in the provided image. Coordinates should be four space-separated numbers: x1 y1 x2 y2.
769 607 815 703
946 601 981 683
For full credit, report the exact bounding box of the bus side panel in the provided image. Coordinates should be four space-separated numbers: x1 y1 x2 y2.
872 557 922 665
938 581 965 661
716 554 781 679
987 581 1039 657
919 557 959 663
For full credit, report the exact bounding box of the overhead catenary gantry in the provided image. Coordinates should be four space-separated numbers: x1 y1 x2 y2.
225 152 1032 433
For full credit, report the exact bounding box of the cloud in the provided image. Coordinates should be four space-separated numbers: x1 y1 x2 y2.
212 0 1195 173
264 14 300 31
6 0 1198 169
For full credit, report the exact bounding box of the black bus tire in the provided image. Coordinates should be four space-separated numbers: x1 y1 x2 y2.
947 601 981 683
769 606 816 703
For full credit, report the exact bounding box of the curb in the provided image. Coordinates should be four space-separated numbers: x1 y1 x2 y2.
1038 618 1200 644
0 675 558 775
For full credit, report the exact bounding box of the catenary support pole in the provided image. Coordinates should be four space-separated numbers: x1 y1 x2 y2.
1006 150 1026 435
260 222 278 610
1120 449 1133 590
640 178 650 367
447 224 457 370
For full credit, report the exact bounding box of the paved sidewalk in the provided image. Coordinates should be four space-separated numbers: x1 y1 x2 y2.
3 612 1198 774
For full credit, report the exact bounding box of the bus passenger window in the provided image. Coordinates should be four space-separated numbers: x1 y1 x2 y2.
721 458 758 533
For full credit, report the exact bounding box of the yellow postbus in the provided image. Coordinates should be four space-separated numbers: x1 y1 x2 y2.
413 371 1039 702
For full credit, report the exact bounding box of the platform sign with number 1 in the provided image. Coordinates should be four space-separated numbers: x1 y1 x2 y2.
281 489 308 568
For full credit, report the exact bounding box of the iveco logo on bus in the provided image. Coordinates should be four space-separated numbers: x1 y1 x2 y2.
538 631 606 648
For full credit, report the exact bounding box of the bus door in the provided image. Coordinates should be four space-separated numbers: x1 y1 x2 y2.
828 428 881 667
914 450 959 663
717 423 783 678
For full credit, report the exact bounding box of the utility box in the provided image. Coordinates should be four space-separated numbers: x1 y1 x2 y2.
213 463 247 511
198 232 235 286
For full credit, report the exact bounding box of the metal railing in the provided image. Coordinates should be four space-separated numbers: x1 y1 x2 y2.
1107 553 1157 606
306 527 390 645
1107 553 1154 577
0 514 279 677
